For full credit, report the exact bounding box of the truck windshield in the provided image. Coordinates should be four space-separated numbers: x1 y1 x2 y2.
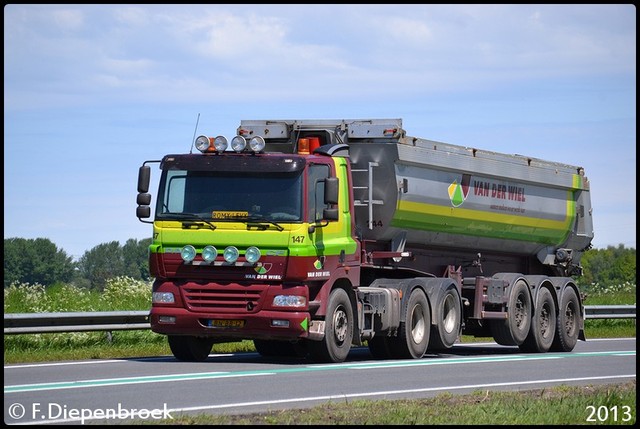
156 169 303 222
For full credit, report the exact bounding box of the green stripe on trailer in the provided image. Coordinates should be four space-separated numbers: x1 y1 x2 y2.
393 199 573 245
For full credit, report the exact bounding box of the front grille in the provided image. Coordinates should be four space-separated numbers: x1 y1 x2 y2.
182 284 265 313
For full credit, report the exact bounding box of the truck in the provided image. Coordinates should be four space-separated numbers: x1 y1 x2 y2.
135 118 594 363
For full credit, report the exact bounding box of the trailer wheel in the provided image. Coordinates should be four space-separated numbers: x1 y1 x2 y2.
168 335 214 362
389 288 430 359
429 285 462 351
490 279 532 346
550 287 580 352
520 287 556 353
308 288 354 363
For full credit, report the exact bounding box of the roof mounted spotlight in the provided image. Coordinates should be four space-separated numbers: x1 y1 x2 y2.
249 136 266 152
195 135 212 153
231 135 247 152
213 136 228 153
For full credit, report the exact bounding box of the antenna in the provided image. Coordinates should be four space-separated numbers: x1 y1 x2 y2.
189 113 200 154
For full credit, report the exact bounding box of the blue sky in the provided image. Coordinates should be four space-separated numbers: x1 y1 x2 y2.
4 4 636 260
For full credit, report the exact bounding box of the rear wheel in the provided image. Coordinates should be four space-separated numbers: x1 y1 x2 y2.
429 285 462 351
389 288 430 359
490 279 532 346
308 288 354 363
168 335 214 362
520 287 556 353
550 287 581 352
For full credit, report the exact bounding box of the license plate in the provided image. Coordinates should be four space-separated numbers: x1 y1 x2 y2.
208 319 245 328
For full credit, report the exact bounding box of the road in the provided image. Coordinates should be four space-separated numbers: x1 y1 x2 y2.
4 338 635 425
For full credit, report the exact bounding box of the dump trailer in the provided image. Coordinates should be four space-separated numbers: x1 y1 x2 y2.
136 118 594 363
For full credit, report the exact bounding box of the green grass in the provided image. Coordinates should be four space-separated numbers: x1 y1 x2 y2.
138 381 636 425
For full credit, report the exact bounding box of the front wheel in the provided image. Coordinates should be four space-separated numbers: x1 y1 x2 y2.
308 288 354 363
168 335 214 362
389 288 430 359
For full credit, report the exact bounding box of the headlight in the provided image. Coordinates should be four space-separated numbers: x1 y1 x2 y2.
202 245 217 263
231 135 247 152
249 136 266 152
273 295 307 308
245 246 261 263
223 246 239 263
181 245 196 263
195 135 211 152
213 135 228 152
152 292 175 304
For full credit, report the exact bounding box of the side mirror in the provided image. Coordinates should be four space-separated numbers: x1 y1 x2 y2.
136 206 151 219
324 177 338 205
322 208 339 221
137 193 151 205
138 166 151 193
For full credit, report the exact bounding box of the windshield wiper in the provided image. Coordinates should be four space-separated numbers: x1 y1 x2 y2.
161 212 217 230
231 214 284 231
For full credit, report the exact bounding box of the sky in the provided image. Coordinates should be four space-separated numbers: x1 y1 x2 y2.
4 4 636 260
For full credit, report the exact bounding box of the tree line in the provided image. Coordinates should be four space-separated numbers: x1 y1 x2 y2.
4 237 151 290
3 237 636 291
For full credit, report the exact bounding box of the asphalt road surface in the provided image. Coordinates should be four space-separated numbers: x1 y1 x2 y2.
4 337 635 425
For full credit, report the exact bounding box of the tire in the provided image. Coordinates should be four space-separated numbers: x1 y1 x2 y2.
550 287 581 352
308 288 354 363
168 335 214 362
428 285 462 351
389 288 430 359
519 287 556 353
490 279 532 346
